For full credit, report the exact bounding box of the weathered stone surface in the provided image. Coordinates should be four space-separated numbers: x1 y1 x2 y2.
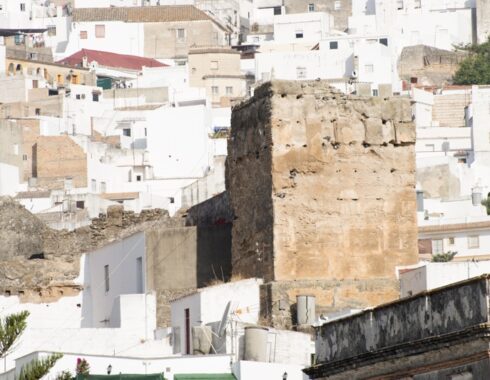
227 80 418 326
0 197 179 302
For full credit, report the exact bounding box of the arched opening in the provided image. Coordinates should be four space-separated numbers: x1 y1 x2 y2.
15 64 22 75
36 67 41 76
8 63 14 75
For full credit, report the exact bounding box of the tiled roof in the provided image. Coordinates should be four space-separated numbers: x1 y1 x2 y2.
73 5 214 23
57 49 166 71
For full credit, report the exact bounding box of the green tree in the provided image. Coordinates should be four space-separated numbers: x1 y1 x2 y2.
454 38 490 85
432 251 457 262
18 353 63 380
0 311 30 371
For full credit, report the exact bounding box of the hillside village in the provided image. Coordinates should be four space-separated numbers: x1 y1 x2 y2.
1 0 490 379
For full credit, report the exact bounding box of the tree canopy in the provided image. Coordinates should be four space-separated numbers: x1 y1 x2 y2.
453 38 490 85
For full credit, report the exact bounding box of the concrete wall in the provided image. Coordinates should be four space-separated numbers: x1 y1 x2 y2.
306 276 490 379
145 225 232 326
477 0 490 43
143 20 228 60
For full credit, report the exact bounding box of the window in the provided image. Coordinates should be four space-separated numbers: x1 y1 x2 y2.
365 64 374 73
122 128 131 137
32 79 38 88
76 201 85 209
20 3 25 11
397 0 403 10
80 31 87 39
448 237 455 245
104 265 110 292
22 154 28 161
296 67 307 79
95 24 105 38
334 0 341 10
76 94 81 100
91 179 97 192
372 89 378 96
273 6 281 15
211 86 219 95
92 92 99 102
136 175 142 182
100 181 106 193
210 60 219 70
468 235 480 249
176 28 186 42
169 197 175 204
136 257 143 293
432 239 443 255
144 128 147 137
414 0 421 8
295 30 304 39
47 25 56 37
226 86 233 95
308 3 315 12
64 177 73 190
379 38 388 46
329 41 338 49
35 108 41 116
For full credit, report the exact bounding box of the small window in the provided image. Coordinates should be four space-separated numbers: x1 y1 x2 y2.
123 128 131 137
92 92 99 102
100 181 106 193
136 175 142 182
308 3 315 12
295 30 304 39
448 237 455 245
20 3 25 11
64 177 73 190
210 61 219 70
95 24 105 38
329 41 338 49
410 77 418 84
414 0 421 8
468 235 480 249
379 38 388 46
76 200 85 209
334 0 341 10
397 0 403 10
76 94 81 100
144 128 147 137
211 86 219 95
432 239 443 255
91 179 97 192
80 31 87 39
22 154 28 161
226 86 233 95
176 28 186 42
169 197 175 204
365 64 374 73
104 264 110 292
47 25 56 36
372 89 378 96
273 6 281 15
35 108 41 116
296 67 307 79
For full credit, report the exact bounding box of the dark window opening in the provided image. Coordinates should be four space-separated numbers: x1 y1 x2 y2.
329 41 338 49
273 6 281 15
76 201 85 209
379 38 388 46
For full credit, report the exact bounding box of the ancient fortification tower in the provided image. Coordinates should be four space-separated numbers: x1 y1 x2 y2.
226 81 418 327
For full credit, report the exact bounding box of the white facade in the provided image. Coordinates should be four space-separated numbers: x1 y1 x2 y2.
400 260 490 298
273 12 333 44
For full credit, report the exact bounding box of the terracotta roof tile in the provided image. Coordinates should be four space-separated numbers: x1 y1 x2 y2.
73 5 213 23
57 49 166 71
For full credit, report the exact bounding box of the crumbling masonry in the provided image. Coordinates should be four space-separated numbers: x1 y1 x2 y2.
226 81 418 328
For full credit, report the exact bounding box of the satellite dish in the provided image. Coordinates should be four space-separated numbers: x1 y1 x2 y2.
217 301 231 338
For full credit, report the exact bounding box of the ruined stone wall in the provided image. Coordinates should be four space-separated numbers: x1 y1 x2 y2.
226 91 274 281
227 81 418 326
0 199 177 302
35 135 88 190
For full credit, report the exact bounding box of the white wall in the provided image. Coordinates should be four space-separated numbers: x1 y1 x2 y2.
273 12 332 44
82 232 148 329
233 360 309 380
0 163 20 196
400 261 490 297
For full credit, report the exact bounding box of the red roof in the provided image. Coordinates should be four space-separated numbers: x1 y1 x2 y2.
57 49 167 71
